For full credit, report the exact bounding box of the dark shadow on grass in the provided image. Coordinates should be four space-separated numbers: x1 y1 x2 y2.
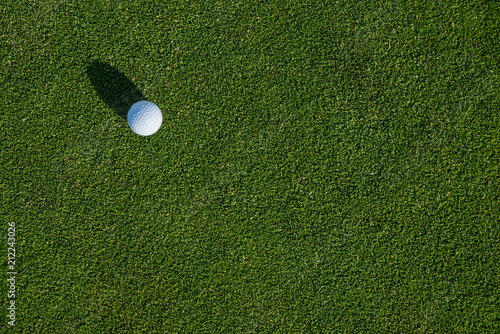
86 61 146 120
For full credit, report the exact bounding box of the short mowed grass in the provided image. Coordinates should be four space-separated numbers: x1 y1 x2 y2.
1 0 499 332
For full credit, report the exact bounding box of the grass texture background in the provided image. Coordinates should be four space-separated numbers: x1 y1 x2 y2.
0 0 499 332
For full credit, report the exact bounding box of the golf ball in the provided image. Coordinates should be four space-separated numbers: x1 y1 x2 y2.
127 101 162 136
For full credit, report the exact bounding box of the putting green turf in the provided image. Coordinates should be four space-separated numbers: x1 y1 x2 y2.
1 0 499 332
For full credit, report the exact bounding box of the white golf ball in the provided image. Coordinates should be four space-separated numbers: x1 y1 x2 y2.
127 101 163 136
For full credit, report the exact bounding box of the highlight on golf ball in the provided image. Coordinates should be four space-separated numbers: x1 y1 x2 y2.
127 101 162 136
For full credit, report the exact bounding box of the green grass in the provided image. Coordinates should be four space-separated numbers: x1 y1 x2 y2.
1 0 499 332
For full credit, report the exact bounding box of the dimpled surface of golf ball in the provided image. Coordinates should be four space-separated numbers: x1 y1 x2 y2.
127 101 162 136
